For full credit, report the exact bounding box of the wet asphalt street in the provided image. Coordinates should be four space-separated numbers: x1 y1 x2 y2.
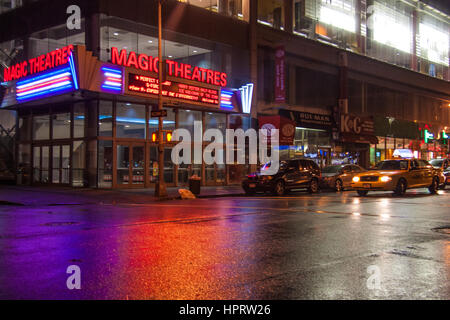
0 187 449 300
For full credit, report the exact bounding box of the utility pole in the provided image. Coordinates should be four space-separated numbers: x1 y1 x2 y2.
156 0 168 197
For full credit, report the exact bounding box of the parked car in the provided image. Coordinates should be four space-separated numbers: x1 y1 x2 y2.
443 167 450 188
321 164 366 191
429 158 449 189
242 159 321 196
351 159 441 196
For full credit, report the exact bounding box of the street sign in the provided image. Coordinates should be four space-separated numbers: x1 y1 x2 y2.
151 109 167 117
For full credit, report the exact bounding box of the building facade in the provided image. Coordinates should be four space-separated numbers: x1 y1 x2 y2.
1 0 449 188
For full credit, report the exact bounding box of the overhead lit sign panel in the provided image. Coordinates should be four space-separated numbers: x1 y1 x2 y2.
127 73 219 106
101 66 123 93
111 48 227 87
239 83 253 114
4 45 74 82
15 52 78 102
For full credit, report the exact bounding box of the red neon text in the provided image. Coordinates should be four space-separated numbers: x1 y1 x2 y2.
111 47 227 87
3 45 74 82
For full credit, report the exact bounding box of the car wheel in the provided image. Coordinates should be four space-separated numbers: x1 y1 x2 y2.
394 179 407 196
428 177 439 194
335 179 343 192
273 180 285 196
357 190 368 197
308 179 319 193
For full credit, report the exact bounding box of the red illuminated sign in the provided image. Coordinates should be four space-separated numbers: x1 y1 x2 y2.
3 45 74 82
128 73 219 105
111 47 227 87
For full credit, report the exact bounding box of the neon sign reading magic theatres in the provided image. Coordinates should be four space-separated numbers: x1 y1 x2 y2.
111 47 228 87
4 45 74 82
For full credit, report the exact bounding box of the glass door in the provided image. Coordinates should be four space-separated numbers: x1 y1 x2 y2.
116 143 145 187
51 145 71 184
32 145 50 184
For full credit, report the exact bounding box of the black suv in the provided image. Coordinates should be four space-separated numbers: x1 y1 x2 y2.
242 159 321 196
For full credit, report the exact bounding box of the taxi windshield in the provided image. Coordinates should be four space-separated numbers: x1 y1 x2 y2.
375 160 408 170
429 159 443 168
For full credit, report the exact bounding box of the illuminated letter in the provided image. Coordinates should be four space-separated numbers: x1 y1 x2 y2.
138 54 149 70
184 64 192 80
153 57 159 73
21 61 28 77
206 70 214 85
66 265 81 290
44 52 52 70
191 67 201 82
55 50 62 67
61 46 68 64
166 60 175 76
220 73 227 87
4 66 11 82
213 71 220 86
174 62 184 78
66 5 81 30
111 47 127 66
127 51 138 69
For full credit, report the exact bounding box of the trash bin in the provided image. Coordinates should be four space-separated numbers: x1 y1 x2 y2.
188 175 201 195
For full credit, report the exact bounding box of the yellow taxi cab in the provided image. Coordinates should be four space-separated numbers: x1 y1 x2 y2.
351 159 441 196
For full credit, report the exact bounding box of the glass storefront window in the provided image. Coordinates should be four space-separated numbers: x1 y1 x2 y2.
178 109 202 136
73 103 85 138
98 140 113 188
28 22 85 58
52 113 71 139
205 112 226 135
258 0 284 29
73 141 86 187
17 144 31 185
33 115 50 140
18 116 31 141
116 102 146 139
99 100 113 137
291 127 330 166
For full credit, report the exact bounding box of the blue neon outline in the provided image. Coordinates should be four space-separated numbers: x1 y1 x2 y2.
16 84 73 101
68 53 79 90
101 67 122 74
101 85 122 91
16 67 71 86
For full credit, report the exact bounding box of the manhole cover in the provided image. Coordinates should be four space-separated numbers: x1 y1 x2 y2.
42 221 80 227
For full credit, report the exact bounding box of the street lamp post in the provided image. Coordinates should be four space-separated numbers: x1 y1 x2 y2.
156 0 168 197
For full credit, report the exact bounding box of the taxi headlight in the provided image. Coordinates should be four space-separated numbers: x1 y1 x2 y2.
352 176 360 183
380 176 392 182
261 175 273 181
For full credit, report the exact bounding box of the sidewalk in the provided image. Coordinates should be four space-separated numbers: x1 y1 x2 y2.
0 184 244 206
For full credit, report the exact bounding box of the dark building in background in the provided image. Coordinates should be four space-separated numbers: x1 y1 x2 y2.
0 0 449 189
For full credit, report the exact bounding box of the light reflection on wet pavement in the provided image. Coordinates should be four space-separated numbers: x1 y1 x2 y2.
0 188 449 299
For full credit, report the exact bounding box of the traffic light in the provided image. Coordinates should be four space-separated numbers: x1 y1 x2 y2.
151 130 172 142
151 132 158 142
